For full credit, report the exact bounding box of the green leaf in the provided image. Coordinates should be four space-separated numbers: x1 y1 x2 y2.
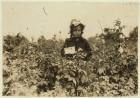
81 75 88 83
98 67 106 75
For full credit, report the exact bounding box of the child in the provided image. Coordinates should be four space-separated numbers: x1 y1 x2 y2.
61 19 92 61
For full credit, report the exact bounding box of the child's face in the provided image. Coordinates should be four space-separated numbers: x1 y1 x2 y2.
72 26 82 37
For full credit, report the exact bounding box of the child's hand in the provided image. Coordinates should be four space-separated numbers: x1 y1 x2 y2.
78 48 83 52
76 52 87 59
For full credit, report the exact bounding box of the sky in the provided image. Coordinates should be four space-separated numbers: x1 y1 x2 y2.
2 1 139 41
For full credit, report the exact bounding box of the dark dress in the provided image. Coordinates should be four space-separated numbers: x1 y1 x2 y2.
61 37 92 61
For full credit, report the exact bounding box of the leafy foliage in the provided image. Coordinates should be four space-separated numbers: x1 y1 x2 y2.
3 21 138 96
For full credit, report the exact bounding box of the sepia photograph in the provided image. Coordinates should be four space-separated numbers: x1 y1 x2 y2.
1 0 138 97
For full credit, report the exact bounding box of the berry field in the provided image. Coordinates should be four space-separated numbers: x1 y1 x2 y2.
2 24 138 96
